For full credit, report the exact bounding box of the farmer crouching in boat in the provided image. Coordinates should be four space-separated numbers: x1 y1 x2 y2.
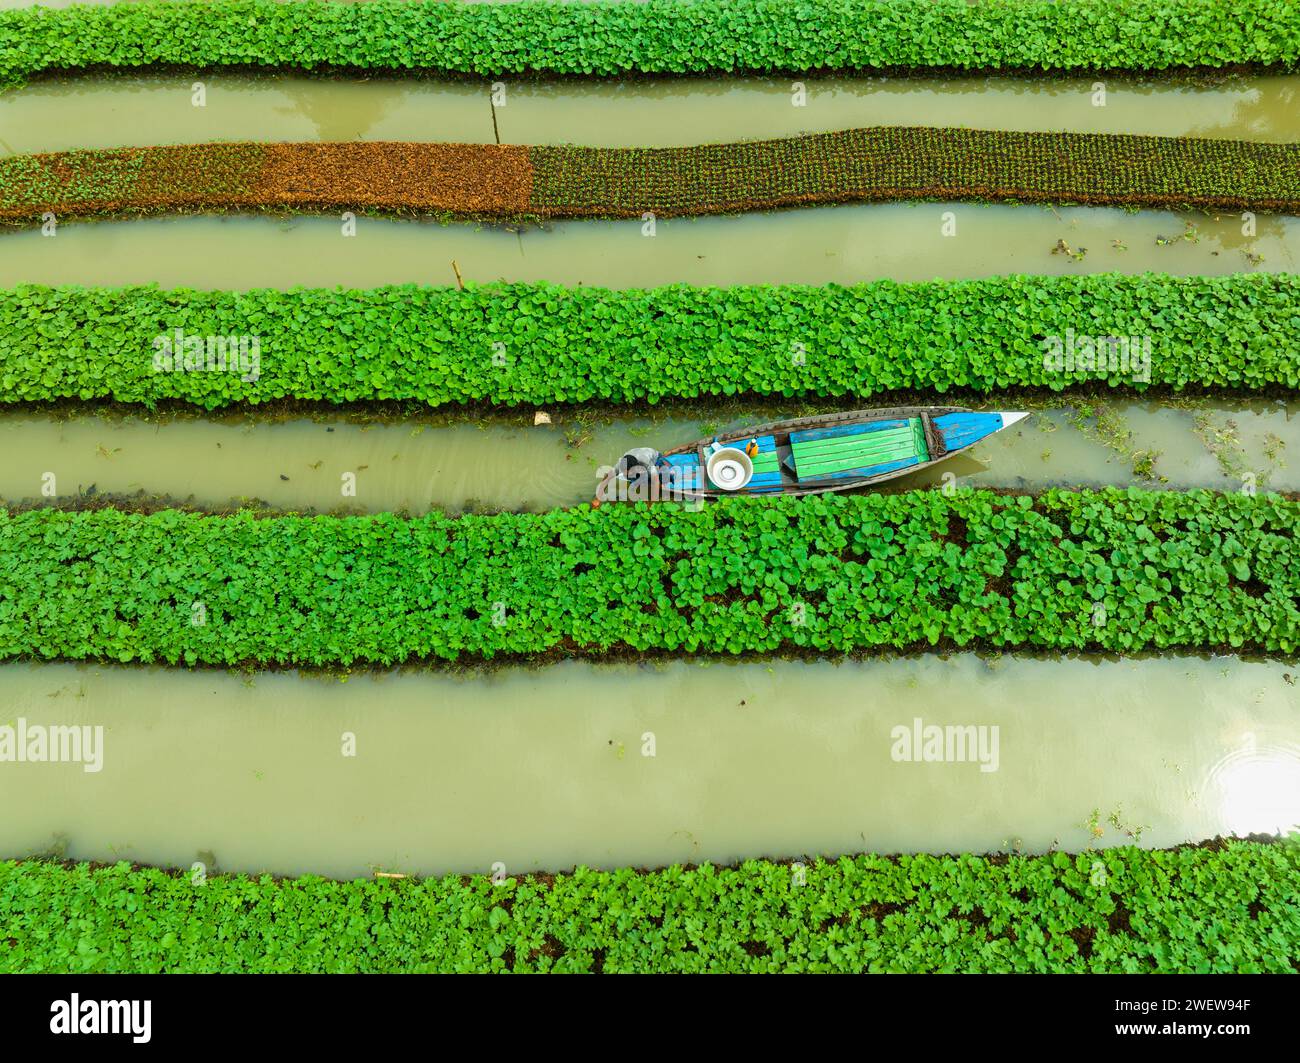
594 447 663 506
615 447 662 503
617 447 660 481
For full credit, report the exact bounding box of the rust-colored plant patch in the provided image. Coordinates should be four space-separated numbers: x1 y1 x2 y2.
0 141 531 222
257 142 532 214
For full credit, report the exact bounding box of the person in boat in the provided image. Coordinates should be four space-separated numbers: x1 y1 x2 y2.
617 447 664 500
616 447 661 480
592 446 664 506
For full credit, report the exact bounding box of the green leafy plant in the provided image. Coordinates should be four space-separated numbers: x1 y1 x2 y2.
0 488 1294 665
3 839 1296 972
2 275 1297 410
2 0 1298 88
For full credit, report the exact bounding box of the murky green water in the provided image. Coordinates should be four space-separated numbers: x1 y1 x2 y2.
0 204 1290 289
0 75 492 151
3 73 1298 153
0 402 1289 513
1 657 1295 878
0 72 1293 288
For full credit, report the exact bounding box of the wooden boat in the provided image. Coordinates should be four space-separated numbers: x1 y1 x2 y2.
596 406 1028 502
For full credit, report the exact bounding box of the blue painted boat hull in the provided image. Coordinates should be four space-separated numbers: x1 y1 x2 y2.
599 407 1028 502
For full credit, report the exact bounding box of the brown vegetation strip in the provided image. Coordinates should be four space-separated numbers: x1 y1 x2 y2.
0 141 532 222
2 130 1298 224
257 142 532 214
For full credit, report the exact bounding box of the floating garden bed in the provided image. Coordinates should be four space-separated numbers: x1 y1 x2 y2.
0 142 533 224
2 0 1298 88
2 275 1296 410
0 488 1295 665
3 838 1296 973
6 129 1300 224
530 129 1300 216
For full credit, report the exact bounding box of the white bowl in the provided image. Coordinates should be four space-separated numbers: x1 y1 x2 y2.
706 447 755 490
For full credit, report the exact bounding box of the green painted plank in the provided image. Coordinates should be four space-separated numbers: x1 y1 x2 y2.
791 426 914 458
792 436 915 463
795 452 913 476
792 419 929 476
912 417 930 462
795 439 920 473
794 447 914 468
798 452 903 476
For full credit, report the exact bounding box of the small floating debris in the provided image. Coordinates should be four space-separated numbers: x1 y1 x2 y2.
534 411 552 426
1051 238 1086 261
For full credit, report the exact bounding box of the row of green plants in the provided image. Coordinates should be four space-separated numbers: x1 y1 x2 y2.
4 839 1295 972
0 144 269 224
2 0 1298 87
3 274 1297 408
7 129 1299 223
531 128 1300 215
1 488 1295 664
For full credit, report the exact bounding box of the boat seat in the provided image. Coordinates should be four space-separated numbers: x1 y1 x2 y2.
789 418 929 482
744 434 782 489
704 434 782 490
661 452 701 491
